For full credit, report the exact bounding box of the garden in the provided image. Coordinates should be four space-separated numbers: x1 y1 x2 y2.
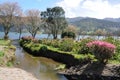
19 35 120 79
20 36 120 65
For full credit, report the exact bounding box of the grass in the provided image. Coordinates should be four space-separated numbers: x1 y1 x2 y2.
108 60 120 64
0 51 4 57
0 39 15 67
0 39 11 46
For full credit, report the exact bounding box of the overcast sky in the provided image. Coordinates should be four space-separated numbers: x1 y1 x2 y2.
1 0 120 19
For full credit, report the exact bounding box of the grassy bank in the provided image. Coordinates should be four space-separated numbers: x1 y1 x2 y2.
20 36 120 66
0 39 16 67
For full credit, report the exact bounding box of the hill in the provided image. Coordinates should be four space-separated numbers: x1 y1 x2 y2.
67 17 120 35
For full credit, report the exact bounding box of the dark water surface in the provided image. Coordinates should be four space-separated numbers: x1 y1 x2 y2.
12 40 67 80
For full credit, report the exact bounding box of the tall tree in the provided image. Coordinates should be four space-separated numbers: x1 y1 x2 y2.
41 6 68 39
25 9 42 38
0 2 22 39
14 15 24 40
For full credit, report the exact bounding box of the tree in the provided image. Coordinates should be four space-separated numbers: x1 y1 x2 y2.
14 16 24 39
41 6 68 39
65 25 77 33
61 31 76 39
0 2 22 39
95 29 107 39
25 9 42 38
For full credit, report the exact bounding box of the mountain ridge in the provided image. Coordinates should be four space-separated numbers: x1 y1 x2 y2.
66 17 120 35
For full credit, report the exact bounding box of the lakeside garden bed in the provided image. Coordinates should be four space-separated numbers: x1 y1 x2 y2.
20 36 120 80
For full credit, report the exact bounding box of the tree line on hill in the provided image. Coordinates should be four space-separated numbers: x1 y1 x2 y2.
67 17 120 36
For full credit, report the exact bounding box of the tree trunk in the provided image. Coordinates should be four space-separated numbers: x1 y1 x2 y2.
19 31 22 40
53 36 57 39
4 31 9 40
32 33 36 38
53 34 57 39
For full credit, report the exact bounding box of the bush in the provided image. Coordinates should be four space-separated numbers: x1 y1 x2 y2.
78 38 94 54
59 38 74 52
21 36 38 43
40 39 50 45
30 44 41 52
40 46 47 53
61 31 76 39
86 40 116 63
50 39 60 48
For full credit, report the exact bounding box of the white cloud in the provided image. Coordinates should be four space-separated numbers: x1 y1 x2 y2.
56 0 120 19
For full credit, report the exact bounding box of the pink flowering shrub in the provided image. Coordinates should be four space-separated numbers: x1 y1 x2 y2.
86 40 116 63
21 36 38 43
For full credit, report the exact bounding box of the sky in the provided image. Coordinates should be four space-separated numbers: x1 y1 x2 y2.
1 0 120 19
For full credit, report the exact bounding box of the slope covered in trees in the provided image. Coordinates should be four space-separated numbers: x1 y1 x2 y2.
67 17 120 35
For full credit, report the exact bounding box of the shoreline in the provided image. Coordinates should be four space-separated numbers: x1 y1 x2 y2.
0 40 38 80
58 62 120 80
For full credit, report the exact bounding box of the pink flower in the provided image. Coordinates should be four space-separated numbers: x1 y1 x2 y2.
86 40 116 63
87 40 116 50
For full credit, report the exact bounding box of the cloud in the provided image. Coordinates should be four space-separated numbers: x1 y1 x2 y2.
56 0 120 19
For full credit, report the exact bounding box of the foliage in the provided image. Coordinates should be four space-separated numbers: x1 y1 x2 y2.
8 45 16 51
40 46 48 52
49 39 61 48
40 39 61 48
41 6 68 39
20 36 120 64
68 17 120 36
25 9 42 38
0 39 11 46
30 44 41 52
0 51 4 57
87 40 116 63
103 37 120 62
59 38 74 52
21 36 38 43
6 61 13 67
78 38 94 54
0 2 22 39
61 31 76 39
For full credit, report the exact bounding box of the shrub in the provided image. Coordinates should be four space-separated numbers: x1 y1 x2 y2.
40 39 50 45
40 46 47 53
78 38 94 54
30 44 41 52
21 36 38 43
61 31 76 39
50 39 60 48
86 40 116 63
21 36 33 41
59 38 74 52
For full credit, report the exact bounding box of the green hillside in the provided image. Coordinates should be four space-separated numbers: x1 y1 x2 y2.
67 17 120 35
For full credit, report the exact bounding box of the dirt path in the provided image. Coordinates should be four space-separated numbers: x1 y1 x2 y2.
0 67 38 80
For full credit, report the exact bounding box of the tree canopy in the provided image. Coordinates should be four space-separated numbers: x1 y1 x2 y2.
41 6 68 39
0 2 22 39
